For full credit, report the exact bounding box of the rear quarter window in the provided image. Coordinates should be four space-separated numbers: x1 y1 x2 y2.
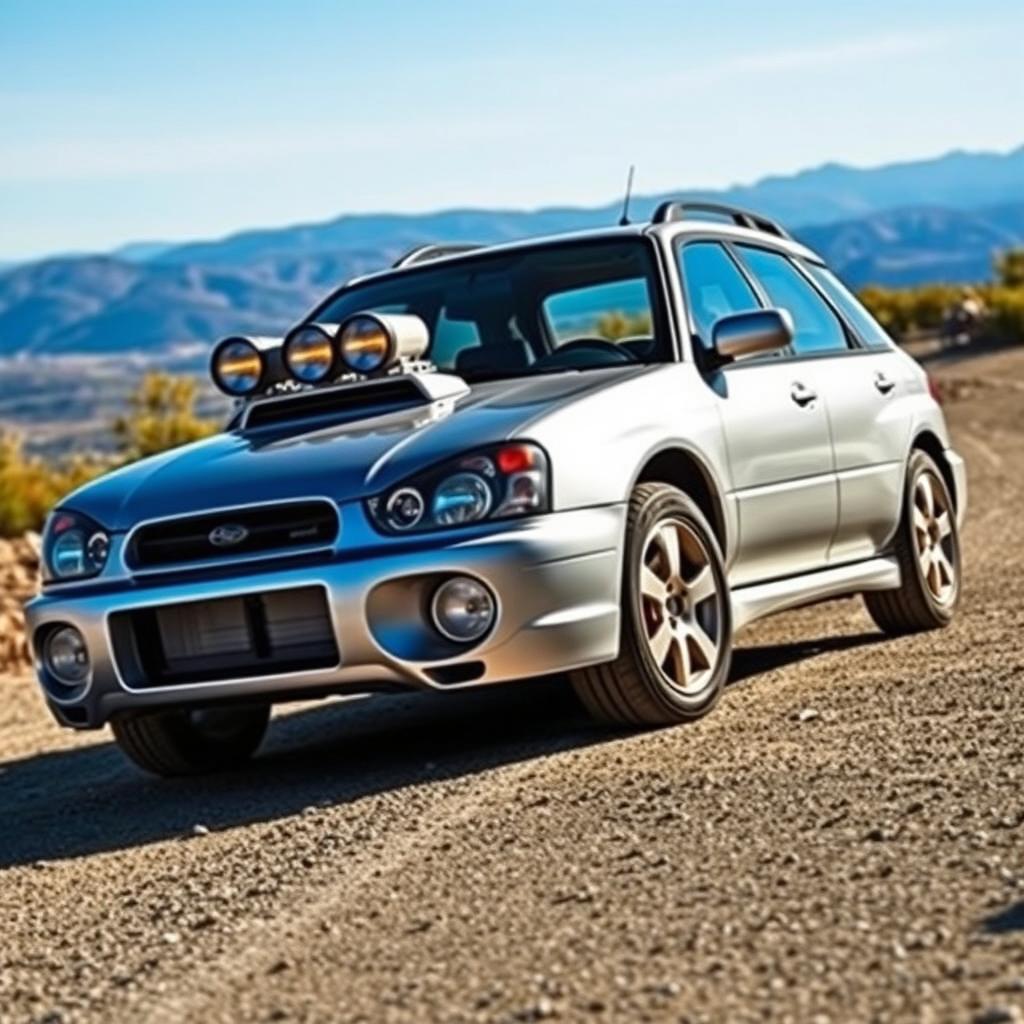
801 261 894 350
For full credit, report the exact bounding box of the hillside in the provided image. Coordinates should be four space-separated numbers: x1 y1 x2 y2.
797 202 1024 286
2 146 1024 361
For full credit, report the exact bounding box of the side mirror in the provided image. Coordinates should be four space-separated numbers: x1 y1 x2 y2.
711 308 793 362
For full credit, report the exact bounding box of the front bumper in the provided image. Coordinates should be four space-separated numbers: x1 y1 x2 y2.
26 505 625 729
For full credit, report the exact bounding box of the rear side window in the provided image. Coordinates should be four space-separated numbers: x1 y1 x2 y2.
677 242 761 349
736 246 851 356
802 261 893 350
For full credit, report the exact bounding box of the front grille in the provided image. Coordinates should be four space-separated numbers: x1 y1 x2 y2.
109 586 338 688
127 500 339 571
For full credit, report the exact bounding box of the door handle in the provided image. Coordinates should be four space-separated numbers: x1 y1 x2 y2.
790 382 818 407
874 373 896 395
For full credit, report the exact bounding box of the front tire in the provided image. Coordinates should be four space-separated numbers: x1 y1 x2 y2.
570 483 732 725
864 450 962 635
111 703 270 777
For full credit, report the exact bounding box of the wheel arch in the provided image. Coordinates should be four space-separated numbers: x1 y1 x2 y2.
633 445 730 555
911 429 959 509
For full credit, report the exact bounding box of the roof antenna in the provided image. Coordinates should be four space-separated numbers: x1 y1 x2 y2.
618 165 636 226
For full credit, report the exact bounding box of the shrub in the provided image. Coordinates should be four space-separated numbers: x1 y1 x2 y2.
0 435 107 537
1 372 218 538
113 372 218 460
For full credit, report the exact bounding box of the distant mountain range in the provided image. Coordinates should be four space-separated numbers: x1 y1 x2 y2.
3 145 1024 359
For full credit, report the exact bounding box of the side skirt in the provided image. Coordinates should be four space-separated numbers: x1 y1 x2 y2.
730 557 901 633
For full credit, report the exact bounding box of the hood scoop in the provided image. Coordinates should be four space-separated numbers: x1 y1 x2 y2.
241 372 470 432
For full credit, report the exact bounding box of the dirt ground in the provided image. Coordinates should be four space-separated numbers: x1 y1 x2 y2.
1 347 1023 1024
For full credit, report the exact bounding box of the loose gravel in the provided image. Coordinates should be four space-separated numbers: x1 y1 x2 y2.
1 348 1023 1024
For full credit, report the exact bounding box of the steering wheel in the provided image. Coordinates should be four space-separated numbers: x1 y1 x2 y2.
532 337 639 370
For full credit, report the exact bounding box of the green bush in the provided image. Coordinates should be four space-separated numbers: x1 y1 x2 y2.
113 372 218 460
858 279 1024 344
0 436 107 537
0 372 218 538
995 249 1024 289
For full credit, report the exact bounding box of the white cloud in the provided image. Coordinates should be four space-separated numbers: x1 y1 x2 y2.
715 28 963 77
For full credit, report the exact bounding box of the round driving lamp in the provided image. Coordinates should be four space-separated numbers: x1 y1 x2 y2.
211 336 265 396
430 576 496 643
43 625 91 687
283 323 338 384
337 311 430 375
338 315 391 374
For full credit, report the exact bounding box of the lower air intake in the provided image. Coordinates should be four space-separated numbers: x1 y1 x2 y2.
109 586 338 688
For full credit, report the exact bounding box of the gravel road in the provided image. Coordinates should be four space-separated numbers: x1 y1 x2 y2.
2 347 1023 1024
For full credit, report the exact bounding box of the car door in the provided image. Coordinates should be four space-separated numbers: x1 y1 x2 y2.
677 241 837 587
798 261 913 563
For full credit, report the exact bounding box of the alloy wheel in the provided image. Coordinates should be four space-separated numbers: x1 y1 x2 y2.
638 518 722 694
912 471 958 605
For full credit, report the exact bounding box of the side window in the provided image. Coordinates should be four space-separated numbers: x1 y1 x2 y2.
677 242 761 349
542 277 653 345
802 261 894 350
430 310 481 368
736 246 850 356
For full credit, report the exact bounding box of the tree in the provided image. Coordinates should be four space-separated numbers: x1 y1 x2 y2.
0 434 105 537
995 249 1024 289
113 372 218 460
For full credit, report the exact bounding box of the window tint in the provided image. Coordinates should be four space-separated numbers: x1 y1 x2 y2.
678 242 761 349
543 278 653 344
736 246 850 355
802 262 893 350
314 240 669 381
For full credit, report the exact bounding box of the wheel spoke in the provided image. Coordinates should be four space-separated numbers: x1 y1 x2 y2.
684 621 718 671
640 563 668 602
686 565 716 605
648 619 673 665
667 634 691 688
655 524 682 579
918 543 933 578
935 510 952 540
934 548 956 590
912 506 930 539
917 474 936 518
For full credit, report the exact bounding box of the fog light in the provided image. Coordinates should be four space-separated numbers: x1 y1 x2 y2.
430 577 496 644
44 626 90 687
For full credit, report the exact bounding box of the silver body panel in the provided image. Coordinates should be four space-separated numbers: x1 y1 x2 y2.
26 218 967 729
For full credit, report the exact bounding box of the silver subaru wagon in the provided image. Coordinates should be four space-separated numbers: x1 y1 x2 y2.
26 202 967 775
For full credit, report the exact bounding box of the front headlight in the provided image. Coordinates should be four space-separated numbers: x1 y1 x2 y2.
42 510 111 582
367 443 549 535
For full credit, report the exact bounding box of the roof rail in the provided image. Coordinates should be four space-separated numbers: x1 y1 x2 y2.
651 201 792 240
392 243 485 269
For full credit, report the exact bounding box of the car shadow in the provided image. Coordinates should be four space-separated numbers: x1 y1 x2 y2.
980 902 1024 934
0 629 884 869
730 630 885 685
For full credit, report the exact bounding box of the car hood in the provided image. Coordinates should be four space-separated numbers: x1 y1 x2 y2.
67 367 651 531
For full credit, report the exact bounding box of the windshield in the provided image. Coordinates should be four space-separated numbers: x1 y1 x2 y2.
310 238 670 382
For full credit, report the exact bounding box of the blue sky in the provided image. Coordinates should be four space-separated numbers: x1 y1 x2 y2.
1 0 1022 260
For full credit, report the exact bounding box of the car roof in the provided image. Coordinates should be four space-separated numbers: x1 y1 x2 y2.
348 218 824 287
